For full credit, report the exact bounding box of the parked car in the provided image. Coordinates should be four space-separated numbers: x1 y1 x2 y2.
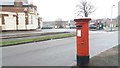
97 23 104 30
89 24 97 30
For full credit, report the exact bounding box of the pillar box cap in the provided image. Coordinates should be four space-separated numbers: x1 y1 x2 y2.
74 18 91 23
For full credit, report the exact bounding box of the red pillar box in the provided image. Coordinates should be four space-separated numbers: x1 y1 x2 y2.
74 18 91 66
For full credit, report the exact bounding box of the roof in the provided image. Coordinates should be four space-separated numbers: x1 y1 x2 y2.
0 0 29 6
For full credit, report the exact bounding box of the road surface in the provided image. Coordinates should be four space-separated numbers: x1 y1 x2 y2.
2 30 118 66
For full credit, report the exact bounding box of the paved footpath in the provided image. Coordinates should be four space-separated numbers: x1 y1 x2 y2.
72 45 118 68
89 45 118 66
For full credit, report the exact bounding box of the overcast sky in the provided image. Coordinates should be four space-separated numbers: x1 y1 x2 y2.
28 0 119 21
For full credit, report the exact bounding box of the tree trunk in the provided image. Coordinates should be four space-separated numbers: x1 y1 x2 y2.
85 13 88 17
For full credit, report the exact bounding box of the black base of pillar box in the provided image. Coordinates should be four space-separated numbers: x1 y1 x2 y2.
77 55 89 66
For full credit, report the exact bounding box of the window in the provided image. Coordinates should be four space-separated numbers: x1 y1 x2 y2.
31 15 33 24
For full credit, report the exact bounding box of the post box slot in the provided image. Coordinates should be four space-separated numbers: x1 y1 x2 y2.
76 25 82 29
77 25 82 27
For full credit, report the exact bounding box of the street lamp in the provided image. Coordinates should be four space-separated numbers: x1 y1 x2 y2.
110 5 115 31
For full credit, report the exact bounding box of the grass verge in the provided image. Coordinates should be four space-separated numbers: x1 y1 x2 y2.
1 33 75 47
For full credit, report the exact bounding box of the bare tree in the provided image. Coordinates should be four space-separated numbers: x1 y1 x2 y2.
76 0 96 17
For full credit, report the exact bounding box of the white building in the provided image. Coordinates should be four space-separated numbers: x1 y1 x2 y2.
0 0 41 31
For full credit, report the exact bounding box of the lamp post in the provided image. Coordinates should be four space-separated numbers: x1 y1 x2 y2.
110 5 115 31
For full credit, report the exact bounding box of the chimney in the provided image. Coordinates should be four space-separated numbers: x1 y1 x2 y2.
14 0 23 7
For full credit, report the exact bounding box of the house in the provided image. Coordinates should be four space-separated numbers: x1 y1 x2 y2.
89 18 118 30
105 18 118 27
0 0 40 31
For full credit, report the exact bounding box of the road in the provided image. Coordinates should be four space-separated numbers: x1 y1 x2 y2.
2 30 118 66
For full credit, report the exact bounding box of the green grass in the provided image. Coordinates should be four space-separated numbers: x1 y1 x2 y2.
1 33 75 47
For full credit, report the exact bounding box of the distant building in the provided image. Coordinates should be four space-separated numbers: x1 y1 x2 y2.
0 0 40 31
38 17 43 29
89 18 118 29
105 18 118 27
42 20 75 29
